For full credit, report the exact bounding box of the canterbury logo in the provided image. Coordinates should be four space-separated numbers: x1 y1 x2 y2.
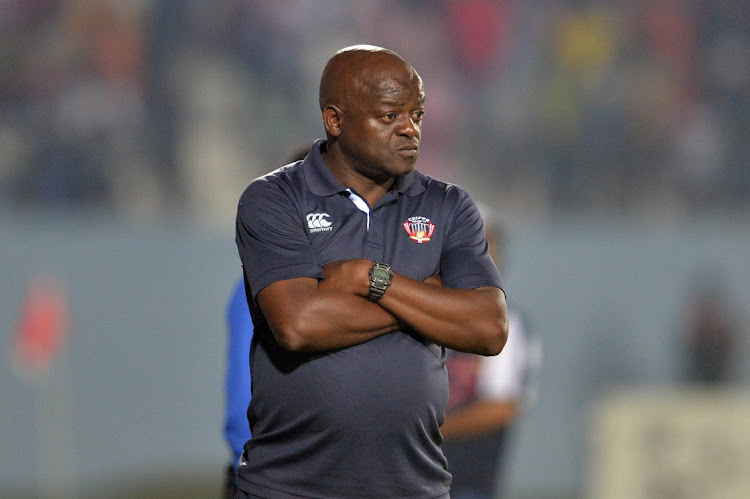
306 212 333 232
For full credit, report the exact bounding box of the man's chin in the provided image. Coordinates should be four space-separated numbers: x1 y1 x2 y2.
393 155 418 175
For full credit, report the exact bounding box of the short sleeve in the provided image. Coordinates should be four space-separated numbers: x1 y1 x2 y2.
439 187 504 291
235 176 324 301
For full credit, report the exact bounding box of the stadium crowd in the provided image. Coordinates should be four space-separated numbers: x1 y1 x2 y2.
1 0 748 223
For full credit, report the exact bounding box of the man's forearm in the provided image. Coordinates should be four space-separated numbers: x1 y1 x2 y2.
317 258 507 355
298 286 401 350
379 274 507 355
257 276 400 352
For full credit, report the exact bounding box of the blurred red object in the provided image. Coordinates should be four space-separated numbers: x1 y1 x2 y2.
10 274 71 380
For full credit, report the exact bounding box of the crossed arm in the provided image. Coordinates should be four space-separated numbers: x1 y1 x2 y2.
256 259 508 355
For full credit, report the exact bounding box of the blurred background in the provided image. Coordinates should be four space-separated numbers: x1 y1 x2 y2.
1 0 749 497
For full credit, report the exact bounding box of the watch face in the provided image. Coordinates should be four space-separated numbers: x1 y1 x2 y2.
372 268 390 281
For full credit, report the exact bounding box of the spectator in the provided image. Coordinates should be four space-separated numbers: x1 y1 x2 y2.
679 271 738 384
441 208 541 499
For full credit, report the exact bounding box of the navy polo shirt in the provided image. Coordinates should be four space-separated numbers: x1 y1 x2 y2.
235 139 503 498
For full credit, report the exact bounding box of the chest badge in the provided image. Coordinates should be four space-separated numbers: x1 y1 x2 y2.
306 212 333 233
402 216 435 244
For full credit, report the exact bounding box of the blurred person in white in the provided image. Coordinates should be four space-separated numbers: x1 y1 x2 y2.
441 205 541 499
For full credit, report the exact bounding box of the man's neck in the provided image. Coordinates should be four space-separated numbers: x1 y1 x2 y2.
322 150 395 207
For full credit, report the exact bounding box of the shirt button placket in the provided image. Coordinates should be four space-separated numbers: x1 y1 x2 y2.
363 208 384 262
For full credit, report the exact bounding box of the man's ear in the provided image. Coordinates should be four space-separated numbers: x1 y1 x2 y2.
322 105 343 137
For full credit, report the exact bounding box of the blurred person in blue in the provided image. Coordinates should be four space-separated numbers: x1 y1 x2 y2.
234 45 508 498
440 208 541 499
223 278 253 498
222 147 310 498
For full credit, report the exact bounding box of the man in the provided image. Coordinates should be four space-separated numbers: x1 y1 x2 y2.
235 45 508 497
441 217 541 499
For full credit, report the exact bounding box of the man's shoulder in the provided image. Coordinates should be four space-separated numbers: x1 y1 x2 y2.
414 171 472 202
239 161 306 203
253 161 305 188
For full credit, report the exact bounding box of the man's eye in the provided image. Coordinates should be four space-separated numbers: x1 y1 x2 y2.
384 113 397 121
413 110 425 121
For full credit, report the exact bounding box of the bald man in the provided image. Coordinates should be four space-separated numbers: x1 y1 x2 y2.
235 45 508 498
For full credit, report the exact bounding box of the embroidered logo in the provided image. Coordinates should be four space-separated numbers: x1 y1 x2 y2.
306 212 333 233
402 216 435 243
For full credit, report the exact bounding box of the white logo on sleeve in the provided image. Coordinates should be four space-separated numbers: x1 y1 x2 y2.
306 213 333 232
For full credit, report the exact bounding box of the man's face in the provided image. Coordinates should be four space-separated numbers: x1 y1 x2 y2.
337 61 425 181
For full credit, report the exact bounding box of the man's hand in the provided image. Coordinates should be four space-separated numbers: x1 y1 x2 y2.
320 259 371 297
424 274 442 287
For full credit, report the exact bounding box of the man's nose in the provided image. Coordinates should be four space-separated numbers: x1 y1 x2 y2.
397 115 419 138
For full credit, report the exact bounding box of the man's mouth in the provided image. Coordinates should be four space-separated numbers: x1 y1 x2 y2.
398 144 419 157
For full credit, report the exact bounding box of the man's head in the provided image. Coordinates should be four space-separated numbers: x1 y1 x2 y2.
319 45 425 182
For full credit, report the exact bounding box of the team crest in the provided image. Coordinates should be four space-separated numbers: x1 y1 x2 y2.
402 216 435 243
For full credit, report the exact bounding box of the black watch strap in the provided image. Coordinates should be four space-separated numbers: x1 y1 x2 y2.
367 261 393 302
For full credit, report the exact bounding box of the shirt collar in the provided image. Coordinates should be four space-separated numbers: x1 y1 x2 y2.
304 139 346 197
304 138 426 197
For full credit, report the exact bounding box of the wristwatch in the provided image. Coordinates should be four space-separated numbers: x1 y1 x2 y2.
367 261 393 302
